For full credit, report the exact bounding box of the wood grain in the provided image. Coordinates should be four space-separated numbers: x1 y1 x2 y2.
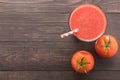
0 0 119 13
0 47 119 70
0 71 119 80
0 13 119 41
0 0 119 80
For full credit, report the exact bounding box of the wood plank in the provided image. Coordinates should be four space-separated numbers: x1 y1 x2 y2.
0 0 119 13
0 71 119 80
0 47 119 70
0 13 119 41
94 0 120 13
0 48 87 70
0 13 68 23
0 41 97 49
0 0 99 4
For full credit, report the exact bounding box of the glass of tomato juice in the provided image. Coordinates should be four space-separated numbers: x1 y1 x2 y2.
61 4 107 42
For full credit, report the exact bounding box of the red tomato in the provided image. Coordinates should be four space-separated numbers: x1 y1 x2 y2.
95 34 118 58
71 51 94 74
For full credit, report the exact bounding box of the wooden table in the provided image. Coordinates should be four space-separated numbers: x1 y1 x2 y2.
0 0 119 80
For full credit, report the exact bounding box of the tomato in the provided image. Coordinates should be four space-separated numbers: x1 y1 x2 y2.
71 51 94 74
95 34 118 58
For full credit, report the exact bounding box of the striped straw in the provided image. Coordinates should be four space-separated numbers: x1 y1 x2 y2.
60 29 79 38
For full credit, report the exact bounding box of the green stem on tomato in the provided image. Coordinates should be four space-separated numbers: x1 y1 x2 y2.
102 35 112 55
77 57 90 73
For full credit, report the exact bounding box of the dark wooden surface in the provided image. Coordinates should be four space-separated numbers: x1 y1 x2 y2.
0 0 119 80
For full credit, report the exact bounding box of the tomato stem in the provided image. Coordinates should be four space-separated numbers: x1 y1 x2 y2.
103 36 110 47
103 35 112 55
77 57 90 73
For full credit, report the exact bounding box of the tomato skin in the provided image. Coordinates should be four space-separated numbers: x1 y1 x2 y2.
71 51 94 74
95 35 118 58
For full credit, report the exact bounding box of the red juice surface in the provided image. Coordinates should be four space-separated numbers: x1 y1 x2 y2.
69 4 107 41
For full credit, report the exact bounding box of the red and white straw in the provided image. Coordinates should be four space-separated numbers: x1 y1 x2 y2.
60 29 79 38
